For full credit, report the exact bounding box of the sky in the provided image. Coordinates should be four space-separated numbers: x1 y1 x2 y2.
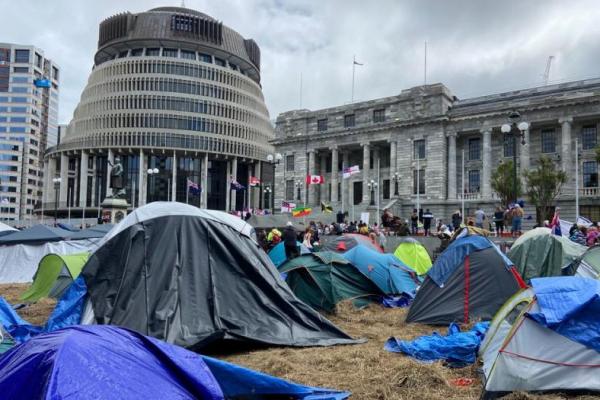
1 0 600 124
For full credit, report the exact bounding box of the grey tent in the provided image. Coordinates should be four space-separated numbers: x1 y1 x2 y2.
0 225 74 245
406 236 527 325
69 224 114 240
82 202 357 350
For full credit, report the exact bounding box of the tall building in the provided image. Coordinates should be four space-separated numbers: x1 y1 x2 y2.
273 79 600 222
43 6 273 217
0 43 59 221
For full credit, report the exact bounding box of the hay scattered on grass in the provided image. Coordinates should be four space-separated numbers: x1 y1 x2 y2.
0 283 56 326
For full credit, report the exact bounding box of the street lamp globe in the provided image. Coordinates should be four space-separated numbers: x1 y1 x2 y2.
266 154 274 162
147 169 153 174
152 168 159 174
518 121 530 132
501 124 511 133
275 153 283 161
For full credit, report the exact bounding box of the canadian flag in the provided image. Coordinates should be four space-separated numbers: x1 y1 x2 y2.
306 175 324 185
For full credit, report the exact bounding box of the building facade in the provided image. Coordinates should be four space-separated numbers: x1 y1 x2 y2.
0 43 59 221
42 6 273 218
273 79 600 223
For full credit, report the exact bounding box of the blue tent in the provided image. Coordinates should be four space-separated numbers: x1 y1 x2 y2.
0 224 74 245
341 244 420 296
0 325 349 400
268 241 311 267
69 224 114 240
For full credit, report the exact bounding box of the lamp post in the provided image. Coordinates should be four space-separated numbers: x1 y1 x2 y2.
52 177 61 226
147 168 159 202
392 172 400 196
295 180 303 202
367 179 377 206
501 111 529 205
266 153 282 211
264 186 272 214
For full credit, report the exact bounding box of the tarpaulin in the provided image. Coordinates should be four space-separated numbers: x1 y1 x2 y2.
381 294 413 308
0 325 351 400
384 322 490 367
429 236 512 287
528 277 600 353
269 240 311 267
0 276 87 343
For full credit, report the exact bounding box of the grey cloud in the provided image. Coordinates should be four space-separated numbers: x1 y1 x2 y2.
1 0 598 123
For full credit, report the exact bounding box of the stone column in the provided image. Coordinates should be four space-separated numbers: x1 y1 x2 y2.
201 153 208 208
307 150 316 205
171 151 177 202
362 142 370 204
373 147 380 206
389 140 397 199
330 146 338 204
447 133 457 200
519 128 530 192
46 157 57 204
59 153 68 204
225 160 231 211
247 163 252 210
106 149 114 198
230 157 238 211
138 150 145 207
481 128 492 199
559 116 573 183
320 152 327 203
79 151 88 208
342 150 349 211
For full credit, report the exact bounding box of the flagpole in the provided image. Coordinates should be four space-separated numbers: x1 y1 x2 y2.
351 55 356 103
461 149 465 225
299 72 303 109
186 183 189 204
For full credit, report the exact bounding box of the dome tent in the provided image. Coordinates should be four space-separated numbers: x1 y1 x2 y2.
508 227 586 280
406 236 526 325
480 277 600 398
322 233 383 253
82 202 357 350
393 237 432 275
268 241 311 268
0 325 350 400
569 245 600 279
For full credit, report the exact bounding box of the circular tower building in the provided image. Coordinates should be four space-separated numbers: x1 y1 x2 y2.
43 6 273 216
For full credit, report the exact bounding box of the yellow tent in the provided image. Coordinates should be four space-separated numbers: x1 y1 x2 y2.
393 238 432 275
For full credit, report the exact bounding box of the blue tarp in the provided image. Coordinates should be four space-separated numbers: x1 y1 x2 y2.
341 244 420 296
384 322 490 367
269 241 311 267
381 294 413 308
0 224 74 245
0 325 349 400
428 236 513 286
0 276 87 343
528 277 600 353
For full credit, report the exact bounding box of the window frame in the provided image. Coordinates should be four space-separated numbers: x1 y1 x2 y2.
583 161 598 188
541 129 556 154
412 169 425 195
468 137 481 160
581 125 597 150
344 114 355 128
468 169 481 193
317 118 328 132
413 139 426 160
373 108 385 123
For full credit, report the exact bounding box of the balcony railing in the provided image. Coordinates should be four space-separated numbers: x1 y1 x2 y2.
580 187 600 197
458 192 480 200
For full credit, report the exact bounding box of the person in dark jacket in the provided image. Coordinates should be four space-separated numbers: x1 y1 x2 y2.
283 222 299 260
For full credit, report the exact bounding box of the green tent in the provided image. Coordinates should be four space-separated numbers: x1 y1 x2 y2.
508 228 586 281
393 238 432 275
20 252 89 302
568 245 600 279
279 251 384 312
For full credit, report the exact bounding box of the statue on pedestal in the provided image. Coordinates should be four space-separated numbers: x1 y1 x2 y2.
108 156 126 198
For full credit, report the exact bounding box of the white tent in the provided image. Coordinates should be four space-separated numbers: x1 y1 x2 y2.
480 284 600 397
0 239 101 284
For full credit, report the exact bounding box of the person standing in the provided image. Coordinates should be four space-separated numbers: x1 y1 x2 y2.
378 229 387 251
511 204 524 238
302 228 313 250
410 209 419 235
451 210 462 232
422 209 434 236
474 206 486 229
283 222 299 259
494 207 505 236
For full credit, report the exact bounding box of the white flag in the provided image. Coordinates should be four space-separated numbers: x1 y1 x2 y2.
342 165 360 179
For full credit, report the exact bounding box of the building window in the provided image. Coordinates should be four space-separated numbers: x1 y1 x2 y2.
581 125 597 150
414 139 425 160
468 138 481 160
285 154 294 172
541 129 556 153
581 205 600 222
214 58 225 67
317 118 328 132
145 48 160 56
285 179 294 200
468 170 480 193
14 50 30 63
118 51 128 58
13 67 28 73
181 50 196 60
382 179 390 200
413 169 425 194
373 109 385 123
344 114 355 128
198 53 212 63
130 48 143 57
503 133 515 157
583 161 598 188
163 48 178 58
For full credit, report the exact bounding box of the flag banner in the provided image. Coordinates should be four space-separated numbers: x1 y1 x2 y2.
306 175 324 185
230 176 245 191
342 165 360 179
186 179 201 194
249 176 261 186
281 201 296 213
321 201 333 213
292 207 312 217
577 216 593 227
550 209 561 236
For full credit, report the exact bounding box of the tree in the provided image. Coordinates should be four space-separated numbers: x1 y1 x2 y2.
524 156 568 224
491 160 521 208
